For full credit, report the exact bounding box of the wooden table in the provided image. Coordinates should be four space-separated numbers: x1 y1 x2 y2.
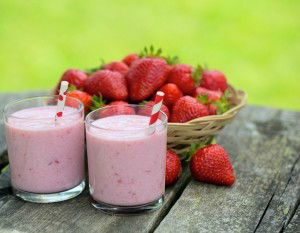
0 92 299 233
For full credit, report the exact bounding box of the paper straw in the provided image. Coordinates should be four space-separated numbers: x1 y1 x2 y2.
55 81 69 121
148 91 165 133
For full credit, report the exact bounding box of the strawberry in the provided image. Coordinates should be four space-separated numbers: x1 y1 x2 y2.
122 53 139 66
159 83 183 108
190 144 235 186
84 70 128 101
55 69 88 93
195 88 231 115
100 101 135 117
138 101 170 119
194 87 222 102
207 104 217 115
165 149 182 186
109 100 129 105
167 64 198 95
127 58 168 102
66 90 92 112
103 61 129 76
200 70 228 92
170 96 208 123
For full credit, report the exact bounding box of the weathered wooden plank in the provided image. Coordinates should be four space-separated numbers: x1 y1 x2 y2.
0 91 47 157
155 106 300 233
0 165 191 233
256 150 300 232
284 205 300 233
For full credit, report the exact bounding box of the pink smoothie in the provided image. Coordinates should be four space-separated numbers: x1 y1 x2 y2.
5 106 85 193
86 115 167 206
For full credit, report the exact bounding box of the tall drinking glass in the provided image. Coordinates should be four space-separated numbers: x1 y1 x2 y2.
85 104 167 214
4 96 85 203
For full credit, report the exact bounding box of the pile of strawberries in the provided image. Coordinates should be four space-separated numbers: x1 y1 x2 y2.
166 144 235 187
54 46 236 187
54 46 231 122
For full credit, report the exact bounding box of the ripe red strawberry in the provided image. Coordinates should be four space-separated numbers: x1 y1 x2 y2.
138 101 170 119
207 104 217 115
190 144 235 186
127 58 168 102
84 70 128 101
165 149 182 186
109 100 129 105
200 70 228 92
194 87 222 102
67 90 92 112
159 83 183 108
167 64 197 95
100 101 135 117
55 69 88 93
122 53 139 66
103 61 129 76
170 96 208 123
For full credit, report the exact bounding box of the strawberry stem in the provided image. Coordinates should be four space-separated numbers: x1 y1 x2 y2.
192 65 204 85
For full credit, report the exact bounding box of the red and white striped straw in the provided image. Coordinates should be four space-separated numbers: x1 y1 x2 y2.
148 91 165 133
55 81 69 121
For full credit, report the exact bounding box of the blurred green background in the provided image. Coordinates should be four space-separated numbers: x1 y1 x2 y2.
0 0 299 109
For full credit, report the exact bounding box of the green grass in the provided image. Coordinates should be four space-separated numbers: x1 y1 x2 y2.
0 0 299 110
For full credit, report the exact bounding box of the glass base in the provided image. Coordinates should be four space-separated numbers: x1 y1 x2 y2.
13 180 85 203
91 195 164 215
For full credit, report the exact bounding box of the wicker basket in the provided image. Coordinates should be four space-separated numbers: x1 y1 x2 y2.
167 85 247 157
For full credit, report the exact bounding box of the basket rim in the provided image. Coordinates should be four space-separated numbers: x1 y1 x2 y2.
168 86 247 126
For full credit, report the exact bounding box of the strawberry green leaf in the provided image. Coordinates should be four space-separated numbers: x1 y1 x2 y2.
185 143 202 161
156 48 163 57
212 94 231 114
185 137 217 161
139 45 163 58
139 100 148 106
85 66 101 74
90 95 106 111
197 94 209 104
192 65 204 85
99 58 106 69
150 45 154 54
67 84 77 92
164 55 180 65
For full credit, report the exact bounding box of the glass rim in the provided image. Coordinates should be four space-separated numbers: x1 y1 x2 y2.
85 104 168 131
4 95 84 120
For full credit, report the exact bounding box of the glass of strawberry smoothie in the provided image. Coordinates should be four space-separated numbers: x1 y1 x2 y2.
85 104 167 214
4 96 85 203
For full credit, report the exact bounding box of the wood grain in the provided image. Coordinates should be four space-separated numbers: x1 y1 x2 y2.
0 166 191 233
284 205 300 233
155 106 300 233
